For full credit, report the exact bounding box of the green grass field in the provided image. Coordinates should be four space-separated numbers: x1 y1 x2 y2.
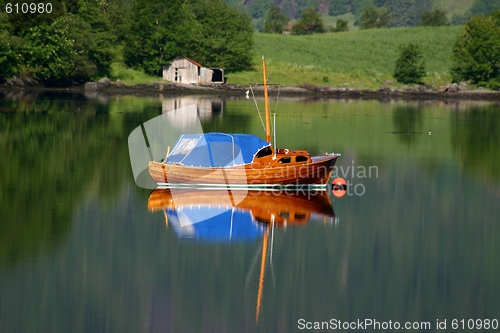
228 25 463 89
109 62 160 85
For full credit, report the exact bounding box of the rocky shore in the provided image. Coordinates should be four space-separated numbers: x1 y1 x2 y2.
2 76 499 101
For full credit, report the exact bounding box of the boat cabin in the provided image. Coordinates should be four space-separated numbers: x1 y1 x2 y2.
252 147 312 166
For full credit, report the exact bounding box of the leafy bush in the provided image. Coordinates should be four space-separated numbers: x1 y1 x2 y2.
419 9 449 26
291 7 325 35
331 19 349 33
190 0 254 71
393 43 426 84
359 6 392 29
0 33 23 80
264 6 288 34
451 11 500 88
0 0 118 83
22 24 75 81
329 0 350 16
0 13 21 80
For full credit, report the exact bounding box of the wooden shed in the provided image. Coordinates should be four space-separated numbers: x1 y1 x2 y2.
163 57 224 84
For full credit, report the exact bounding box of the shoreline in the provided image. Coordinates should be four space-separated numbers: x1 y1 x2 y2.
1 81 500 101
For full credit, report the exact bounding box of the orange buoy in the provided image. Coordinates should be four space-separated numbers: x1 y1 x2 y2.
331 177 347 198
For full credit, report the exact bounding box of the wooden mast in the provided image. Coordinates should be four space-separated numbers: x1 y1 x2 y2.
262 56 271 143
256 228 269 323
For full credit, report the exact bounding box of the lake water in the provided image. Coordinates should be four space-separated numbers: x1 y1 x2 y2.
1 91 499 333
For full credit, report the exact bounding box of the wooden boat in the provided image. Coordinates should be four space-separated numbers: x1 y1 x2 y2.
148 56 340 187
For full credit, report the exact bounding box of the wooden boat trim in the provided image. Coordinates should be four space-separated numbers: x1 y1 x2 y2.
154 183 329 190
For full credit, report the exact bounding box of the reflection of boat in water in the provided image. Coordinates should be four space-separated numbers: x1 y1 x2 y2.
148 188 336 241
148 188 337 322
148 57 340 187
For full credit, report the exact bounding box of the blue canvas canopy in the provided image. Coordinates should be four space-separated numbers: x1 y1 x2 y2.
166 206 266 242
166 133 270 167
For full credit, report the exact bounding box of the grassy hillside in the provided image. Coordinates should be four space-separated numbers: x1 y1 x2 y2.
227 25 463 88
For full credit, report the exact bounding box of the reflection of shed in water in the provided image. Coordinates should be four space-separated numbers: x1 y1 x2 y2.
161 96 224 119
162 57 224 84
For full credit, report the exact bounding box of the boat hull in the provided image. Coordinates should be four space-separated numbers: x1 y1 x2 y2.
149 155 338 186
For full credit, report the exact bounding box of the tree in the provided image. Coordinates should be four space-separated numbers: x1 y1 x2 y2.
413 0 434 22
264 6 289 34
124 0 253 74
385 0 415 27
189 0 254 71
419 8 449 26
451 11 500 88
124 0 196 75
0 0 77 36
291 7 325 34
0 11 20 80
0 34 22 80
295 0 319 19
99 0 130 42
352 0 375 17
329 0 350 16
384 0 433 27
373 0 387 7
73 0 117 78
50 14 113 82
468 0 500 17
21 23 75 81
252 0 271 18
359 6 391 29
0 0 121 83
393 43 426 84
331 19 349 32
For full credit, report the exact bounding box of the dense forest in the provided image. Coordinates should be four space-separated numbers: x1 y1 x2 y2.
0 0 253 85
225 0 500 26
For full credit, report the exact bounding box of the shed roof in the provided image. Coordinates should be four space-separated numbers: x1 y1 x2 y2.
170 57 224 70
181 56 203 68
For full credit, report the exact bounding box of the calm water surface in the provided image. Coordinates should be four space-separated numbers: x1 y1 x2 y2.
0 91 499 333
